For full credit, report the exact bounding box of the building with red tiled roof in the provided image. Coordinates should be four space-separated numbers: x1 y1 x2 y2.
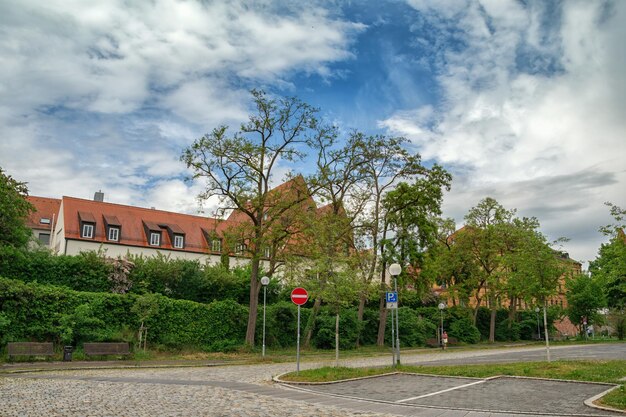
25 178 329 269
26 196 61 247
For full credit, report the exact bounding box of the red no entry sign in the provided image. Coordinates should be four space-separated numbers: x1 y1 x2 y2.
291 287 308 305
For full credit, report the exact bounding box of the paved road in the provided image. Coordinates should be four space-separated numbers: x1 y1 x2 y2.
0 343 623 417
413 343 626 366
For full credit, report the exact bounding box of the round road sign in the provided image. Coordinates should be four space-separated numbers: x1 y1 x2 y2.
291 287 309 306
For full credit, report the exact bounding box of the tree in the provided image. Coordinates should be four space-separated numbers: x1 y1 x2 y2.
566 273 606 331
182 90 320 346
299 129 368 347
381 167 451 300
0 167 35 248
591 203 626 309
345 134 433 347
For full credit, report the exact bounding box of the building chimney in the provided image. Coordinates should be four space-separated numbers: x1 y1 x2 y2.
94 190 104 202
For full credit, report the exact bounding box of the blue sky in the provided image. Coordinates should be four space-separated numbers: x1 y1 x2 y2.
1 0 624 266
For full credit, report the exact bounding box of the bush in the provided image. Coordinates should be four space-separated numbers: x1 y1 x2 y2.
312 309 361 350
0 246 112 292
448 317 481 344
496 319 521 341
0 276 248 350
385 307 437 347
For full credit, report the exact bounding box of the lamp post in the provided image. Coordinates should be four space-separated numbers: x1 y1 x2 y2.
261 276 270 357
438 303 446 348
389 263 401 365
535 307 541 340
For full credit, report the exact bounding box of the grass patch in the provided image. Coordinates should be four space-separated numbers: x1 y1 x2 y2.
598 385 626 410
281 360 626 411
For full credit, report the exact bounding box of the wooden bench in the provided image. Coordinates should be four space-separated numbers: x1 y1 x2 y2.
7 342 54 359
83 342 130 357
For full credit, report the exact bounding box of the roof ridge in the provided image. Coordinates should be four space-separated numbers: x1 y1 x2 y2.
60 196 220 221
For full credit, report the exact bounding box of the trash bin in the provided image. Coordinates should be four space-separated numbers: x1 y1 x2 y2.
63 346 73 362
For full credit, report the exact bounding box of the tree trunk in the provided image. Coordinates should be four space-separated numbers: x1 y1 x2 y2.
245 258 261 346
508 296 517 329
335 313 339 367
303 296 322 348
489 297 496 343
355 294 366 347
377 260 388 346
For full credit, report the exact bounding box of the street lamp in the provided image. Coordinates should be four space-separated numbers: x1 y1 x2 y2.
261 276 270 357
438 302 446 349
535 307 541 340
389 263 401 365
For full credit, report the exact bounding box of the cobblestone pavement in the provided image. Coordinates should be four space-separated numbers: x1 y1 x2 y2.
0 345 623 417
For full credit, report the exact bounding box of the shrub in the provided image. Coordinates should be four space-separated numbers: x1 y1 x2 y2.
312 308 360 350
448 317 481 344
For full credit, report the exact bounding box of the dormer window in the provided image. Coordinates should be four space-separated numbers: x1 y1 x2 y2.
173 234 184 249
150 232 161 246
40 218 51 225
78 211 96 239
103 215 121 243
82 223 94 238
108 227 120 242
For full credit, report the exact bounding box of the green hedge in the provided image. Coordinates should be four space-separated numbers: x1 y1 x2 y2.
0 276 247 350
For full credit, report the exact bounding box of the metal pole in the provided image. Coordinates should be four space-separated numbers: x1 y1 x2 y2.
296 304 301 374
543 304 551 362
440 309 444 349
390 306 396 367
394 275 400 365
262 285 267 357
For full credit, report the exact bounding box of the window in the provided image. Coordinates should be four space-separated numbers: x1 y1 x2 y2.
40 218 51 224
108 227 119 242
38 233 50 245
235 242 246 255
211 238 222 253
82 223 94 238
173 235 184 249
150 232 161 246
263 247 271 258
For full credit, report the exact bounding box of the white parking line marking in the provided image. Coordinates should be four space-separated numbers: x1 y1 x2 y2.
395 376 499 403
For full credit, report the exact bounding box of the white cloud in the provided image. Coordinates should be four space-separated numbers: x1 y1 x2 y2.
0 0 362 216
383 0 626 264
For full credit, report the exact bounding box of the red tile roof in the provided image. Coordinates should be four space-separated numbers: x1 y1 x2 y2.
61 197 222 254
26 196 61 230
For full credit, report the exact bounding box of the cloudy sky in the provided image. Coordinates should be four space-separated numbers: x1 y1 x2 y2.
1 0 624 266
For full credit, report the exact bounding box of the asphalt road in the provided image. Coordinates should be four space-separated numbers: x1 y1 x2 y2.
410 343 626 366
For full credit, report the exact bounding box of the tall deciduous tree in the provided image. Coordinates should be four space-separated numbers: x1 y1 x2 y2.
591 203 626 309
381 166 451 299
345 135 432 347
182 90 319 346
300 129 368 347
0 167 34 248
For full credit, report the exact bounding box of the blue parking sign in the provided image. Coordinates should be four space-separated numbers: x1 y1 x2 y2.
386 292 397 303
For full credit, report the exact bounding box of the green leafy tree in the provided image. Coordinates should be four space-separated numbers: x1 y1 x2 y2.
182 90 320 346
566 273 606 331
381 168 451 300
0 167 35 248
590 203 626 309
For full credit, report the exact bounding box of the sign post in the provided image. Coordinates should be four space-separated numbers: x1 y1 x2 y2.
291 287 308 374
386 291 398 366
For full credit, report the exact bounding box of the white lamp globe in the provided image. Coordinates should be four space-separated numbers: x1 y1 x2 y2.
389 263 401 276
260 276 270 286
